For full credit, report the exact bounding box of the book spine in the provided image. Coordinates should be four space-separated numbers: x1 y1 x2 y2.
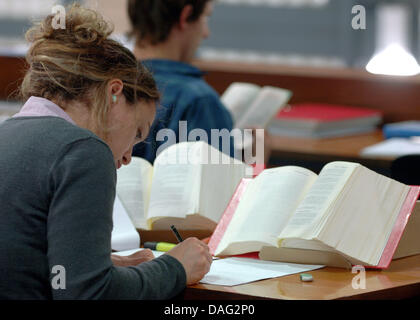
374 186 420 269
208 178 253 256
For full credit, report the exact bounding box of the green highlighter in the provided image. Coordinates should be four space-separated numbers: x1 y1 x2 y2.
143 241 176 252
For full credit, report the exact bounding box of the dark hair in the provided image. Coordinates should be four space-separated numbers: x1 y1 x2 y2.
128 0 211 45
21 3 160 138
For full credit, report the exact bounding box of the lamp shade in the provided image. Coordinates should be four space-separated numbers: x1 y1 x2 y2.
366 3 420 76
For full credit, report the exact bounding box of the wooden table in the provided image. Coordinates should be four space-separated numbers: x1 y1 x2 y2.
183 255 420 300
267 130 393 175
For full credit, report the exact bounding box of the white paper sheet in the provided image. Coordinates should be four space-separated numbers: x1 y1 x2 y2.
111 196 141 251
113 250 324 287
360 137 420 159
200 257 324 286
112 248 164 258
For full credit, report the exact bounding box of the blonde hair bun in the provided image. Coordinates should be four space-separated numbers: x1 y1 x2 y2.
26 4 113 50
20 4 159 139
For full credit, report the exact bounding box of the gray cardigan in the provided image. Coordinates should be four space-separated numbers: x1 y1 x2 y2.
0 116 186 299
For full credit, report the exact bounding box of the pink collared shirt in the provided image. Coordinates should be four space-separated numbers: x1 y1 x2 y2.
13 96 76 125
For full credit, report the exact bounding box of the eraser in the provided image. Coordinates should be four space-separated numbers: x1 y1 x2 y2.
300 273 313 282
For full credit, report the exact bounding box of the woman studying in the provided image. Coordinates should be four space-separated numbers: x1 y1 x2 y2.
0 4 211 299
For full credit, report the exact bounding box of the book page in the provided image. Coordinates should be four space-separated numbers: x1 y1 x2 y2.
319 166 410 266
146 142 202 228
235 86 292 129
116 157 153 229
198 143 248 224
278 162 359 242
220 82 261 125
215 166 317 256
111 196 140 251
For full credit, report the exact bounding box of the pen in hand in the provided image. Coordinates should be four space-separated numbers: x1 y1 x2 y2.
171 224 218 261
170 225 183 243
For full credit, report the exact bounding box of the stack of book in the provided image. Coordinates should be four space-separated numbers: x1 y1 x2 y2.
268 103 383 138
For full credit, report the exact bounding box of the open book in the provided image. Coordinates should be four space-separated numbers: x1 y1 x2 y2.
116 141 248 232
209 162 420 268
221 82 292 129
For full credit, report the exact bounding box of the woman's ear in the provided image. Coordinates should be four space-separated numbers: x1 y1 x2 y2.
108 79 124 103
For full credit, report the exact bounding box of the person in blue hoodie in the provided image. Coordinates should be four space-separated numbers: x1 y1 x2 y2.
128 0 270 165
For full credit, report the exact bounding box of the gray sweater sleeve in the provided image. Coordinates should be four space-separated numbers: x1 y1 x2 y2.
46 138 186 299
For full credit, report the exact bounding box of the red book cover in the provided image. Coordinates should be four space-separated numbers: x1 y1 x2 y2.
276 103 382 122
208 178 253 256
251 163 265 177
372 185 420 269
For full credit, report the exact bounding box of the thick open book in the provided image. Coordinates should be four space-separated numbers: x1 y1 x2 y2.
116 141 248 232
209 162 420 268
221 82 292 129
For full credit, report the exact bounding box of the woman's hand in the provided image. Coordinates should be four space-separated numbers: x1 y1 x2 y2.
165 237 212 285
111 249 155 267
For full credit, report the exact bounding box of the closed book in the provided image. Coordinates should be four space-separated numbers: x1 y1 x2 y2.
268 103 382 138
383 121 420 139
